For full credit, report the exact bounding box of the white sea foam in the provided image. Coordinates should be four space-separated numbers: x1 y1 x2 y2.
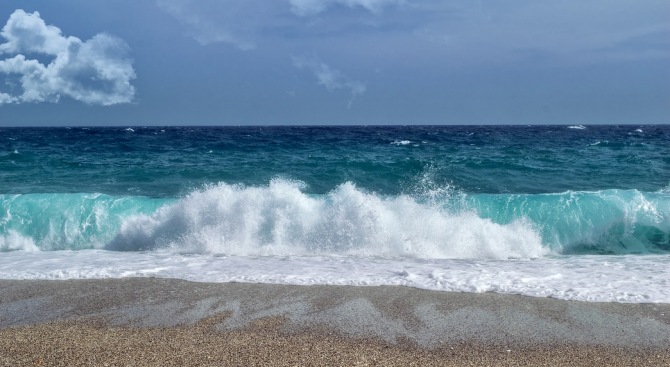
0 250 667 303
568 125 586 130
391 140 411 145
0 230 39 252
106 180 547 259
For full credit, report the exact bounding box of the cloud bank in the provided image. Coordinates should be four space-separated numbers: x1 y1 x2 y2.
0 10 136 106
293 55 366 108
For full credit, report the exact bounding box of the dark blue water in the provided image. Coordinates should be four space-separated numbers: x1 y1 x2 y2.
2 125 668 197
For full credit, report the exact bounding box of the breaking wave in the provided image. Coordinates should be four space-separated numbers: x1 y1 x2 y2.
1 179 668 258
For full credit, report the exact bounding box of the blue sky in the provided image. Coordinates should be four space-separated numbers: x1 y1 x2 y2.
0 0 668 125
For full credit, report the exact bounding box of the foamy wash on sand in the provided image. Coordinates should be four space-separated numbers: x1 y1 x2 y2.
1 126 669 302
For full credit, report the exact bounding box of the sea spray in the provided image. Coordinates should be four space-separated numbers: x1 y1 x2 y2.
107 179 546 259
0 230 38 252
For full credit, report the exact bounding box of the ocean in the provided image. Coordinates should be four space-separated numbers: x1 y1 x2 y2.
1 125 668 303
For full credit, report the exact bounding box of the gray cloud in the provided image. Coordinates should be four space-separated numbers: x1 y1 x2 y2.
157 0 297 50
156 0 261 50
155 0 670 68
289 0 404 16
156 0 403 49
412 0 670 66
292 55 366 108
0 10 136 106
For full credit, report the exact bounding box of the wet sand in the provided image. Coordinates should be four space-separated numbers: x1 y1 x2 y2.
1 278 669 366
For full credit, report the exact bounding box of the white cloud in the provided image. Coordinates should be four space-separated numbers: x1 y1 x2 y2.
292 55 366 108
0 10 136 106
289 0 404 16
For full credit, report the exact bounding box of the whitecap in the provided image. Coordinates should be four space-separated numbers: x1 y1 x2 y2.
106 179 547 260
0 230 39 252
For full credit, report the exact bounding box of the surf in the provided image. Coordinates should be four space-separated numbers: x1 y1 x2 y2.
1 179 668 258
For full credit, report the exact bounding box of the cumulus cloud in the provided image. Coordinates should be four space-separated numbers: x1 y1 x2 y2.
289 0 404 16
292 55 366 108
0 10 136 106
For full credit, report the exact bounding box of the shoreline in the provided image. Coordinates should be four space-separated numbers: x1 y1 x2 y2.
1 278 669 366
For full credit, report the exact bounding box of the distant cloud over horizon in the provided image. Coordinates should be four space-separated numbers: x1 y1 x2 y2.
0 9 136 106
156 0 262 50
292 55 366 108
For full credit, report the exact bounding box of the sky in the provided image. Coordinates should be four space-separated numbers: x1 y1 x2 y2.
0 0 668 126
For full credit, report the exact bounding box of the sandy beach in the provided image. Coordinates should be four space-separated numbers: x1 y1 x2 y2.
1 278 669 366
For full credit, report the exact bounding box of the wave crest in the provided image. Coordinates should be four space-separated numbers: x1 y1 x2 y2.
107 180 546 259
0 230 38 252
2 181 668 258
